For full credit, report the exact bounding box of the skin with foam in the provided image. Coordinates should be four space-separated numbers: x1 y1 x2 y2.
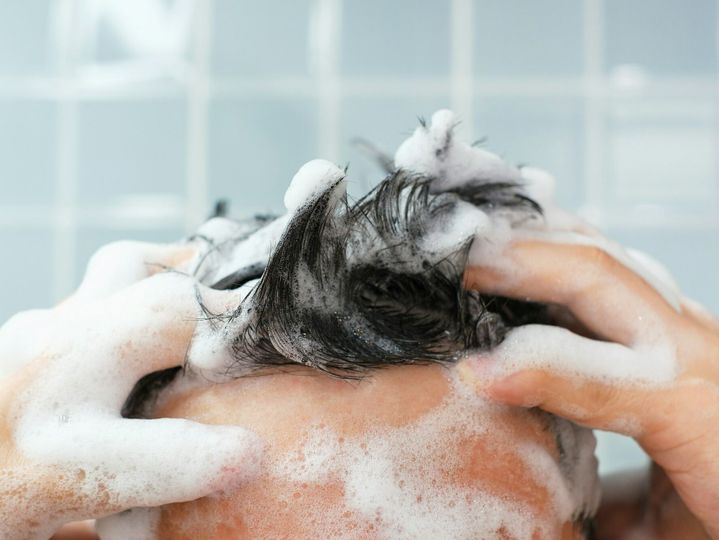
100 364 599 539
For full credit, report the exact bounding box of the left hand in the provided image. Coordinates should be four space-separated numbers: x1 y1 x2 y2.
460 235 719 539
0 241 263 539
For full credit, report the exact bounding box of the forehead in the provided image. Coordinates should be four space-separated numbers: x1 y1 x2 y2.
154 364 598 538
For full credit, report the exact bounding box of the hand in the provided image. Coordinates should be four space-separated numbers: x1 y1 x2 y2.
0 241 263 539
461 234 719 538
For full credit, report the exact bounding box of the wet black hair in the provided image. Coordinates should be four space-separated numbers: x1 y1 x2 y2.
216 170 546 378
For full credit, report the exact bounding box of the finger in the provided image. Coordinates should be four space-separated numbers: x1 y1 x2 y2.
681 296 719 334
0 309 54 377
39 273 243 409
457 325 676 435
22 416 263 516
51 521 98 540
465 237 680 346
72 241 197 303
95 509 157 540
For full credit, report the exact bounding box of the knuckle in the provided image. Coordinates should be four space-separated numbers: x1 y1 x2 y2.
582 383 629 426
127 272 196 312
1 309 49 333
90 240 144 265
582 245 617 272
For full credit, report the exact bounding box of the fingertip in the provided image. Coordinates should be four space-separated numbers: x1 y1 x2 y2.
486 371 545 408
457 357 547 408
463 265 503 292
456 354 499 390
204 426 265 493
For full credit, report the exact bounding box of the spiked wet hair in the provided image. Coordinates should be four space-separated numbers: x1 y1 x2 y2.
211 169 547 378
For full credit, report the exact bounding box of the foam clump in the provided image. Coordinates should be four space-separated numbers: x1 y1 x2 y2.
419 201 492 258
74 241 169 300
0 309 53 379
489 324 677 386
520 166 555 208
394 109 521 191
284 159 345 212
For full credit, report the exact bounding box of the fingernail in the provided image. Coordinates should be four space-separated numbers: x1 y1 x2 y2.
462 353 500 377
487 372 542 408
456 354 501 393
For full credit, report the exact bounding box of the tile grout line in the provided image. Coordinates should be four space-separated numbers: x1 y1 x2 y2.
185 0 212 231
715 0 719 210
582 0 606 224
450 0 474 139
312 0 342 162
2 76 719 101
52 0 79 302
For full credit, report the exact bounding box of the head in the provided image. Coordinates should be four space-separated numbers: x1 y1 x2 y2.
108 112 601 539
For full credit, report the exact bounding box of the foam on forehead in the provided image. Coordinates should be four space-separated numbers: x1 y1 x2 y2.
258 372 599 539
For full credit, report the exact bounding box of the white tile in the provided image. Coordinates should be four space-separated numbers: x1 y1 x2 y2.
474 0 584 78
77 99 188 203
341 0 450 77
77 0 194 69
0 228 54 323
474 97 585 209
339 95 451 195
607 228 719 314
605 0 717 77
208 97 318 215
211 0 312 77
606 98 717 210
0 0 54 77
0 100 57 204
75 225 185 288
595 431 649 476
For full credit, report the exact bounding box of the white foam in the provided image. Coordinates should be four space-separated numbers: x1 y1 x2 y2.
520 166 555 207
194 216 255 245
0 308 53 379
626 247 681 302
394 109 521 191
262 372 598 539
537 418 601 520
420 201 492 258
396 110 682 319
487 324 677 385
191 214 291 288
74 240 178 301
284 159 345 212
